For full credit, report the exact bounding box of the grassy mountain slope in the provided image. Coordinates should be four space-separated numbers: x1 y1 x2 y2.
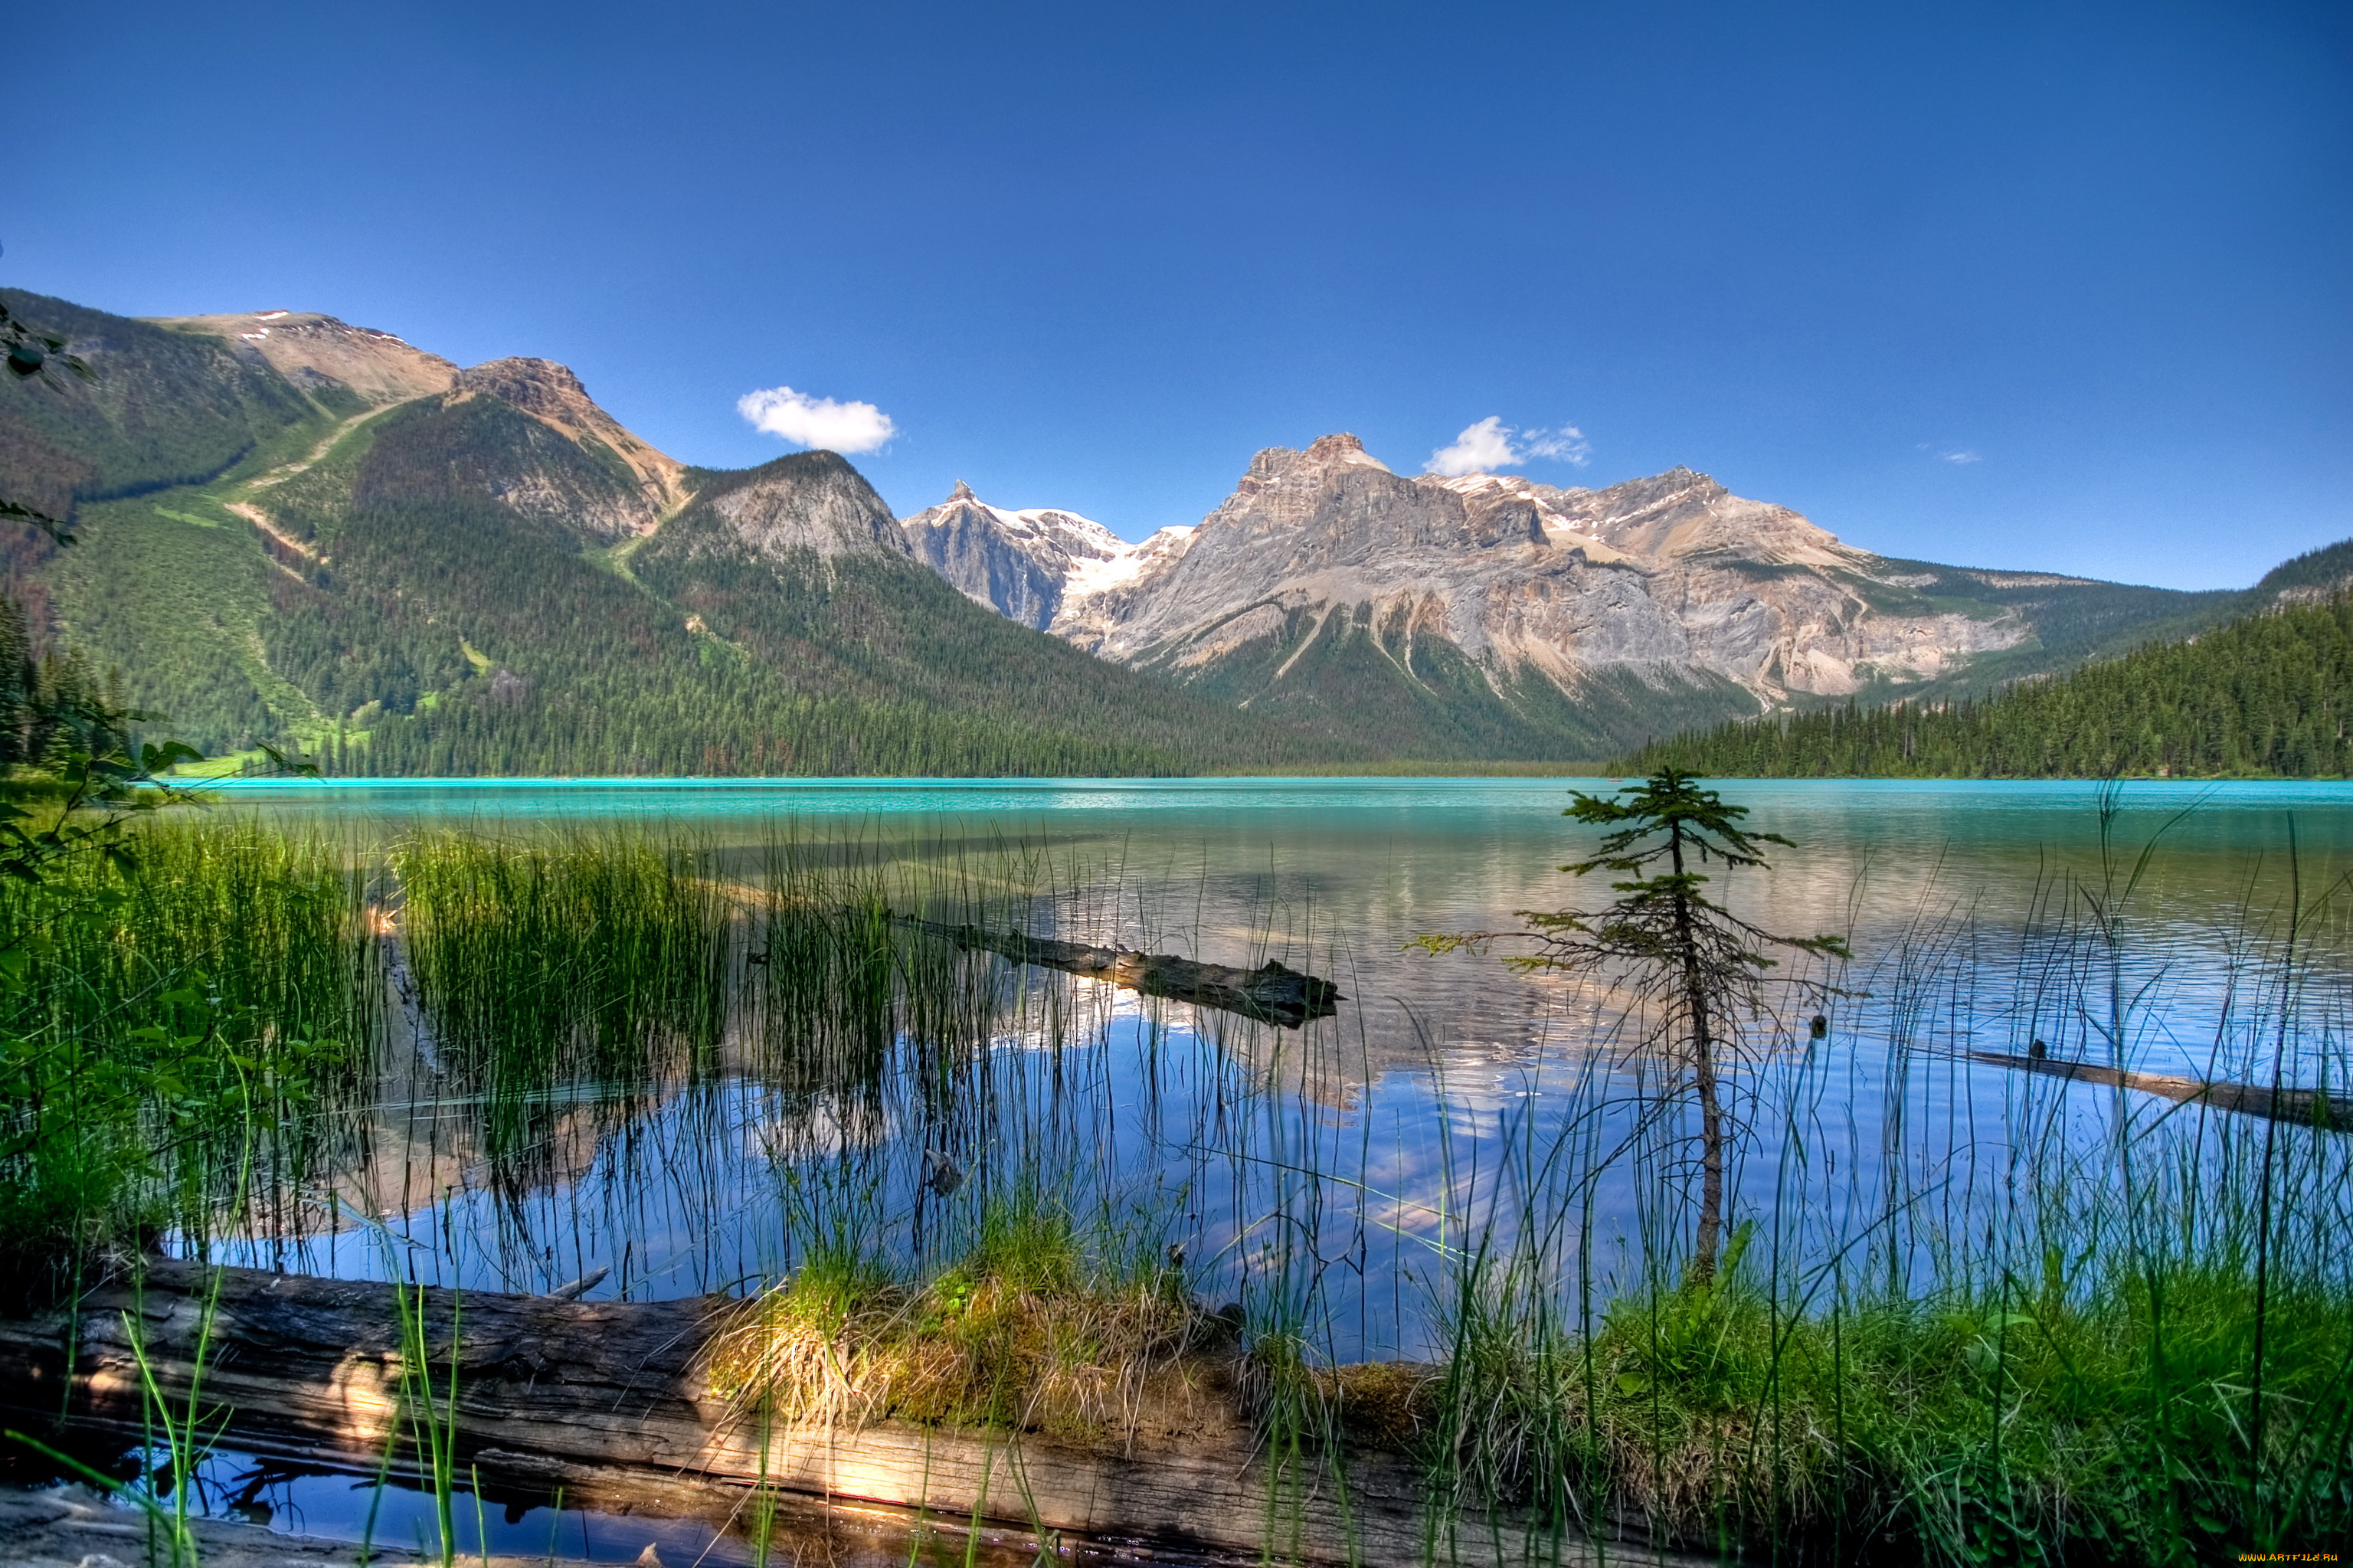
43 496 301 753
1818 558 2243 705
0 290 328 519
1618 589 2353 779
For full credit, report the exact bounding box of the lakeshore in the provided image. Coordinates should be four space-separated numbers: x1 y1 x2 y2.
5 778 2349 1561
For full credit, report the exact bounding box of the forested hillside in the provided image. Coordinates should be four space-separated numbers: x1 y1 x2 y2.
0 291 1347 777
0 290 325 518
268 416 1336 775
1618 594 2353 779
1133 597 1756 759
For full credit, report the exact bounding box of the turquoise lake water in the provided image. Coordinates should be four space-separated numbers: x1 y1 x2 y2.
213 774 2353 1071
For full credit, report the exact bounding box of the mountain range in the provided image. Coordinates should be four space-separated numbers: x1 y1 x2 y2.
0 293 1334 775
0 289 2305 775
902 438 2244 757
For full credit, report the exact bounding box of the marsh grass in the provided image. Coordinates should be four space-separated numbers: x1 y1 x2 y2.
394 828 733 1087
1411 1246 2353 1560
0 818 378 1301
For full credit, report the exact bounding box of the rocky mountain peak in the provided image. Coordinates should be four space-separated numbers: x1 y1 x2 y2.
1013 434 2018 724
901 483 1130 630
1242 433 1397 487
694 451 913 563
457 356 589 414
1304 432 1390 470
1530 466 1854 569
453 356 688 517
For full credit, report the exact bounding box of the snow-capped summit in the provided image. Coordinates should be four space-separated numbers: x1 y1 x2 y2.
900 483 1133 630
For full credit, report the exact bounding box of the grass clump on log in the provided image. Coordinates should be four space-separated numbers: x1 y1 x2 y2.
709 1190 1222 1443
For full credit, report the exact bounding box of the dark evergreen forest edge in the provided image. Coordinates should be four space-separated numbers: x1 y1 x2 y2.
2 286 2341 780
1618 542 2353 780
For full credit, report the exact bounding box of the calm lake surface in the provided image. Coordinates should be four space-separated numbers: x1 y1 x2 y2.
196 775 2353 1308
139 777 2353 1557
216 772 2353 1075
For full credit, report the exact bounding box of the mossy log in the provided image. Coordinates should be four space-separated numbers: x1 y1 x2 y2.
0 1260 1698 1567
895 917 1342 1028
1970 1050 2353 1128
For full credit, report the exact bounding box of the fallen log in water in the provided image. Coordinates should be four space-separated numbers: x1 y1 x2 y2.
0 1261 1697 1568
895 918 1343 1028
1969 1050 2353 1129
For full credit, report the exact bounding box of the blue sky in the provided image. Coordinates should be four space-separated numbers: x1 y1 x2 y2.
11 1 2348 588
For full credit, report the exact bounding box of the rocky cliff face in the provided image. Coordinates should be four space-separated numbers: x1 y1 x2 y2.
453 358 689 524
1025 433 2023 701
902 482 1126 628
662 450 912 564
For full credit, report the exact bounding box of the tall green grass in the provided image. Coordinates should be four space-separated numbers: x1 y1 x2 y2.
393 829 733 1086
0 819 379 1301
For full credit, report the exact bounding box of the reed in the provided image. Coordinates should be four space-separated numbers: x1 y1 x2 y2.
393 827 732 1088
0 817 378 1303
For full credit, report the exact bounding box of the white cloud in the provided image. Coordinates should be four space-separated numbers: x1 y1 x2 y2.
1941 448 1982 465
1423 417 1591 477
1425 416 1517 476
737 385 898 453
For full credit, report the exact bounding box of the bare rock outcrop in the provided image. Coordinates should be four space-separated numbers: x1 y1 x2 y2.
670 450 913 563
454 357 690 520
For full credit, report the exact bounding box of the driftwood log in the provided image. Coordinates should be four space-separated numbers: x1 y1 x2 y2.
896 918 1343 1029
0 1261 1699 1568
1970 1050 2353 1129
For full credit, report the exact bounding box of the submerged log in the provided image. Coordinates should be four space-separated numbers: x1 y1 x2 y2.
1970 1050 2353 1129
897 918 1343 1028
0 1261 1698 1568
